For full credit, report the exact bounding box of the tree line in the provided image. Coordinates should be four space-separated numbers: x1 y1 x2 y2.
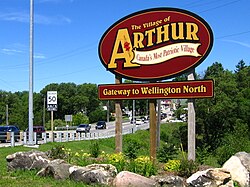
0 83 107 130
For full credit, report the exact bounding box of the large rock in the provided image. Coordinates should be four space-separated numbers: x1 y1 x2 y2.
6 150 50 171
37 159 72 180
222 152 250 187
186 168 233 187
70 164 117 186
150 174 186 187
113 171 157 187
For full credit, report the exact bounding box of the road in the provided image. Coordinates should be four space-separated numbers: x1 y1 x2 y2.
0 121 149 148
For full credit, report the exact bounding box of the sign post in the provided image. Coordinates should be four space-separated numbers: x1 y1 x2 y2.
188 71 196 161
47 91 57 142
115 75 123 153
149 99 157 163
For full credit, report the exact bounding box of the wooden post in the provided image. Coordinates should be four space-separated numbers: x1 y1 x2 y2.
51 110 54 142
149 99 157 163
157 99 161 148
115 75 122 153
188 70 196 161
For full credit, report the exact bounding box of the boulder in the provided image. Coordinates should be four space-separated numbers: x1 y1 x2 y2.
186 168 232 187
37 159 72 180
70 164 117 186
222 152 250 187
6 150 50 171
150 174 186 187
113 171 157 187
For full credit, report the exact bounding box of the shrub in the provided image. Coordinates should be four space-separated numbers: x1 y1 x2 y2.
131 156 157 177
157 143 178 163
89 141 100 158
164 159 181 172
215 121 250 165
124 139 141 159
73 151 92 166
106 152 126 172
48 145 68 159
48 145 73 163
177 159 198 178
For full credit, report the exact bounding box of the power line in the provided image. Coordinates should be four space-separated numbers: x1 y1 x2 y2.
216 30 250 39
198 0 242 13
0 42 97 69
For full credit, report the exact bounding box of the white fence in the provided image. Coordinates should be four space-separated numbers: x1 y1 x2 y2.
1 124 149 147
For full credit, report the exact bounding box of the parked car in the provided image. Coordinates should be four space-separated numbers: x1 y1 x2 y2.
25 126 46 139
0 125 20 142
95 121 106 129
76 124 91 133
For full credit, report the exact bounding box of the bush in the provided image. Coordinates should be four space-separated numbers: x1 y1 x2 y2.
73 113 89 126
88 108 106 123
72 151 92 166
130 156 157 177
89 141 100 158
178 159 198 178
106 152 126 172
164 159 181 172
215 121 250 165
157 143 178 163
48 145 68 159
124 139 141 159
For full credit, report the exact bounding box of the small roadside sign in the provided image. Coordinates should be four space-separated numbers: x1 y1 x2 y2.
47 91 57 111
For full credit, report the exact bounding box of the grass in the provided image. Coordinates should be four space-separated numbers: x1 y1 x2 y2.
0 138 118 187
0 129 152 187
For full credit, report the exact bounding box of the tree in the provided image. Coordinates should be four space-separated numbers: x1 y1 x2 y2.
88 108 106 123
204 62 224 79
196 63 238 150
235 59 246 73
73 113 89 126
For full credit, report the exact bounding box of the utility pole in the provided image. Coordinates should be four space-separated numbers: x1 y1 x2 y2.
28 0 34 145
107 100 110 123
132 99 135 125
43 97 45 127
6 104 8 126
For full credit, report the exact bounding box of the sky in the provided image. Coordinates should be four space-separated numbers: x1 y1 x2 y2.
0 0 249 93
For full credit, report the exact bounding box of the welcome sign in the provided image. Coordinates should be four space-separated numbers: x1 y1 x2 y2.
99 8 213 80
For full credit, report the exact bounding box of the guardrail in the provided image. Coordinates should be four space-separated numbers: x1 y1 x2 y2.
0 124 149 147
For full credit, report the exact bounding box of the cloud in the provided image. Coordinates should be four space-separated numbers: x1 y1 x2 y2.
222 39 250 48
34 53 46 59
35 14 71 25
0 12 29 23
0 11 71 25
1 48 23 55
38 0 74 3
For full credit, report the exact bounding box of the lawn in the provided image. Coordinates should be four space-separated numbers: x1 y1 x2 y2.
0 129 153 187
0 138 117 187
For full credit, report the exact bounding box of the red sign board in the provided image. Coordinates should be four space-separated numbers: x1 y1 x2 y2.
99 8 213 81
98 80 213 100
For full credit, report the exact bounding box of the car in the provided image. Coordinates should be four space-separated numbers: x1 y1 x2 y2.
135 119 144 125
76 124 91 133
95 121 106 129
25 126 46 139
0 125 20 142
